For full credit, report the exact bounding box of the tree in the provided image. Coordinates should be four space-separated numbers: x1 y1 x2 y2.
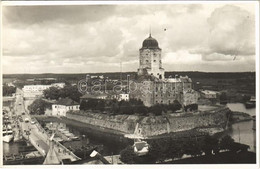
183 138 202 157
168 140 185 159
149 104 164 116
201 135 219 155
184 104 198 112
147 139 166 163
28 99 51 115
43 87 61 100
242 95 251 103
168 100 182 113
43 85 82 102
80 100 88 111
134 105 148 115
119 101 134 115
3 84 16 96
60 85 82 103
96 100 106 111
219 92 228 103
219 135 235 151
119 146 136 164
110 100 120 114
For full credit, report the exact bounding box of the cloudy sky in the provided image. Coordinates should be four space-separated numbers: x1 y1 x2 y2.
2 2 256 74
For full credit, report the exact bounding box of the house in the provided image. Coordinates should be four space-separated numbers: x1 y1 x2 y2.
52 97 79 116
200 90 218 99
117 94 129 101
80 93 109 103
22 83 65 98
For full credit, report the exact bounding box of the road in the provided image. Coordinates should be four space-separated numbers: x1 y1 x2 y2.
14 88 81 163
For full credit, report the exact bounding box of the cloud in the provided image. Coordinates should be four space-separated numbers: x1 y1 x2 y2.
2 4 256 74
195 5 255 61
3 5 116 26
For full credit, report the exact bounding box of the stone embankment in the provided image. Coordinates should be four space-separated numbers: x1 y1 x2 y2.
66 106 229 138
230 111 253 123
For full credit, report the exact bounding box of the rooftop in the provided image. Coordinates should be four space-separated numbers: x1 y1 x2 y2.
55 97 79 106
80 93 109 99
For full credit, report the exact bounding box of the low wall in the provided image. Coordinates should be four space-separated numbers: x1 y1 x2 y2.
66 107 229 137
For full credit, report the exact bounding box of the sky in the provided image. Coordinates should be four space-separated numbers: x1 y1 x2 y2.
2 2 257 74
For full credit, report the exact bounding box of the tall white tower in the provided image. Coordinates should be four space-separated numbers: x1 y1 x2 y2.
137 33 165 80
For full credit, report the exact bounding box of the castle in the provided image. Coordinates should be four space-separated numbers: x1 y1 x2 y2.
130 33 199 108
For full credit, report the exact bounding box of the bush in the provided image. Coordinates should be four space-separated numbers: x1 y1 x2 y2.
119 146 136 164
184 104 198 112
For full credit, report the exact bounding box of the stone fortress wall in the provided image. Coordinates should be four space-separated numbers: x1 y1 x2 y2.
66 106 229 137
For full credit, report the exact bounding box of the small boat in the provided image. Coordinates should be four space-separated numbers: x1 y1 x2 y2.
54 137 64 143
245 96 256 109
65 133 74 137
70 136 80 141
3 130 14 143
61 130 70 134
252 115 256 130
58 128 66 132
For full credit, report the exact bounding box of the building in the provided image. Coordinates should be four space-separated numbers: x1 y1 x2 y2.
80 93 109 103
137 33 165 80
200 90 218 99
130 33 199 108
80 92 129 103
23 85 52 93
117 93 129 101
51 83 66 88
52 97 80 116
22 83 65 98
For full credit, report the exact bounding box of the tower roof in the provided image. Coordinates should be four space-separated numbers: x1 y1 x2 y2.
141 34 159 49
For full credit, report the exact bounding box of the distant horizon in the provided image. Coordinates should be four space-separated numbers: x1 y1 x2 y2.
2 70 256 76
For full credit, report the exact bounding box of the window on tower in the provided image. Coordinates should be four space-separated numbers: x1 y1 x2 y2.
146 60 149 63
154 60 156 62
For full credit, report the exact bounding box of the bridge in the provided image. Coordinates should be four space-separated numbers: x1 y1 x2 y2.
14 88 81 164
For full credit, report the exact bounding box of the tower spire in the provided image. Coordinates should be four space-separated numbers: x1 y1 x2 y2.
149 25 151 37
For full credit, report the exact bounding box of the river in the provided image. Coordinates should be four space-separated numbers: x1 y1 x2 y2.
226 103 256 152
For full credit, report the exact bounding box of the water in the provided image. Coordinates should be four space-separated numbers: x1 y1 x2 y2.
3 142 20 155
41 121 131 156
227 103 255 116
226 103 256 152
